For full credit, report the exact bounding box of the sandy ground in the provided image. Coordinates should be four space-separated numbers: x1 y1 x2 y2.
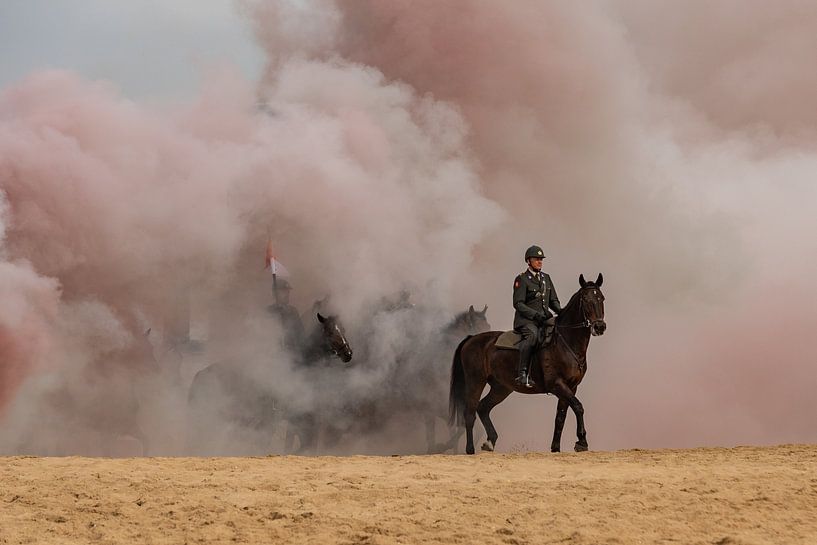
1 444 815 545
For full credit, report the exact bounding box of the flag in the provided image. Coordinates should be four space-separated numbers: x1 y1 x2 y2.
264 238 274 270
264 239 290 276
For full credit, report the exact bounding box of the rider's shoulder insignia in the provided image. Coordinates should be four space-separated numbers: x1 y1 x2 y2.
514 277 521 289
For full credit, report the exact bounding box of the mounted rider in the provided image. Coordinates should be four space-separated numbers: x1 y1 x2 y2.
513 245 561 388
267 277 305 353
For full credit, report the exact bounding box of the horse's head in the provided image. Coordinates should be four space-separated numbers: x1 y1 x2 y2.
578 273 607 336
467 304 491 334
316 312 353 363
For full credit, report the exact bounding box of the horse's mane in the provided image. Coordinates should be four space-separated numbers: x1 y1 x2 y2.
556 284 594 324
444 311 470 333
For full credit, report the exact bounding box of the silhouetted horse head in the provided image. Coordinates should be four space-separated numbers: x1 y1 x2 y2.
578 273 606 336
466 305 491 334
445 305 491 338
316 312 353 363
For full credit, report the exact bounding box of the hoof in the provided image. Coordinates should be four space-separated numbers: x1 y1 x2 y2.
466 447 475 455
481 440 495 452
551 446 560 453
574 442 588 452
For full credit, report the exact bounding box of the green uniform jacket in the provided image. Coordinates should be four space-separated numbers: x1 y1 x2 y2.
513 269 561 330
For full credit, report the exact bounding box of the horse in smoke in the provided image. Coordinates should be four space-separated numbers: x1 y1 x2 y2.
316 302 491 454
424 304 491 452
449 274 606 454
15 328 158 456
186 313 352 455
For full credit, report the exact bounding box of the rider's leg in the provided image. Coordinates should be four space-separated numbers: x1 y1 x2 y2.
515 324 539 388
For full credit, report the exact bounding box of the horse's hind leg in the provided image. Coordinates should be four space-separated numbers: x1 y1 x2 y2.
553 381 588 452
550 398 569 453
464 381 485 455
477 382 512 452
464 407 477 455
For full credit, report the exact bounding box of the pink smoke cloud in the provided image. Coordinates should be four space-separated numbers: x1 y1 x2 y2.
2 1 816 453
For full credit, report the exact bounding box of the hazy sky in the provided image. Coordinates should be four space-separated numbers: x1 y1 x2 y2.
0 0 264 98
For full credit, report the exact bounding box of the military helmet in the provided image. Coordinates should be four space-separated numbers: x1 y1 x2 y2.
273 278 293 291
524 245 545 260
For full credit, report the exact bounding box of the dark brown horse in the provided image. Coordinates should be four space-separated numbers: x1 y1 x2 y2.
449 274 606 454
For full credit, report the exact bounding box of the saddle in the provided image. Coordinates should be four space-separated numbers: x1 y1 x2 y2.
495 330 523 350
495 318 556 350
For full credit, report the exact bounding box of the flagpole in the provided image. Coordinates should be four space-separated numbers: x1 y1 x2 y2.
265 233 280 306
271 257 279 306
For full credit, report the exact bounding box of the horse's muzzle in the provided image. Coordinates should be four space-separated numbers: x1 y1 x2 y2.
591 320 607 336
340 349 353 363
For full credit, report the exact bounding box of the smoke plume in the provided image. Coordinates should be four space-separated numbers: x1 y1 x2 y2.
0 1 815 454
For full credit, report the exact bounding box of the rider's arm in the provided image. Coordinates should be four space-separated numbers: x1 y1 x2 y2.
547 276 562 314
513 275 544 321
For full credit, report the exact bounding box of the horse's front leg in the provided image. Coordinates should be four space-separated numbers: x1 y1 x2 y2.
553 381 588 452
550 398 569 453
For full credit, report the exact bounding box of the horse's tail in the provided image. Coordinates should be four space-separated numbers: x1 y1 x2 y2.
449 335 471 427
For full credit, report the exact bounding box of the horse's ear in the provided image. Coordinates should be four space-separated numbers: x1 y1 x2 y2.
596 273 603 287
317 313 326 323
144 328 151 338
579 274 587 288
468 305 475 314
481 305 488 315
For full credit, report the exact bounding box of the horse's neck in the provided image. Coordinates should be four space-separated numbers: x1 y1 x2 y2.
556 292 591 355
556 292 583 325
444 314 469 336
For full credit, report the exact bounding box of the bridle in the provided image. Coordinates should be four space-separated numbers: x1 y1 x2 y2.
325 323 352 359
555 288 604 332
553 288 605 373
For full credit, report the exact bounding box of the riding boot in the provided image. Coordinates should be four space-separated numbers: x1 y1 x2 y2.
515 345 536 388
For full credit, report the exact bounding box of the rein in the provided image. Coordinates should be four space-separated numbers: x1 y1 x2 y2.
555 290 603 330
553 291 598 373
555 294 591 330
557 319 591 329
556 329 587 373
325 329 351 359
